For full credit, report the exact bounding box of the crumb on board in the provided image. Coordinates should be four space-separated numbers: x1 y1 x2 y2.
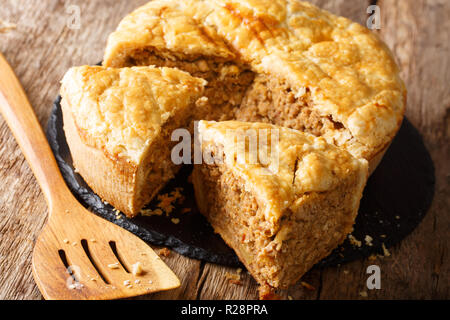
368 254 377 261
181 207 191 214
140 208 163 217
68 283 84 290
108 262 120 269
365 235 373 246
159 247 171 257
382 243 391 257
123 280 132 288
225 268 243 285
63 239 69 244
171 218 180 224
348 234 362 247
140 187 187 218
113 209 124 220
132 262 144 276
156 188 184 216
288 295 293 300
300 281 315 291
0 19 16 33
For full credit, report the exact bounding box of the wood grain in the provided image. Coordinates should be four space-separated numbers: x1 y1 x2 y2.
0 0 448 300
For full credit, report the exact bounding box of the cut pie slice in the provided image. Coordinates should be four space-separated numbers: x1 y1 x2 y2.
193 120 368 289
60 65 207 217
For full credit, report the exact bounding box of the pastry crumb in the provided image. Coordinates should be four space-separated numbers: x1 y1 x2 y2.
159 248 171 257
368 254 377 261
359 291 368 298
132 262 144 276
108 262 120 269
123 280 132 288
156 188 185 216
225 268 243 285
348 234 362 247
0 19 16 33
140 208 163 217
171 218 180 224
364 235 373 246
300 281 315 291
382 243 390 257
181 207 191 214
68 283 84 290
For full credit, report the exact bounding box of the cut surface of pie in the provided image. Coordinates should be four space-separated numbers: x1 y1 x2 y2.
193 120 368 289
60 65 207 217
103 0 406 173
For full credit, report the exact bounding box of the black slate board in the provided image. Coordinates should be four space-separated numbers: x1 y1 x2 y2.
47 96 435 268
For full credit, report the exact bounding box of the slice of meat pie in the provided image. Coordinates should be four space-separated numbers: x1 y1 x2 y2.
60 65 206 217
193 120 368 289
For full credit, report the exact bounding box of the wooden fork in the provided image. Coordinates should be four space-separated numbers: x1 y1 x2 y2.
0 53 180 300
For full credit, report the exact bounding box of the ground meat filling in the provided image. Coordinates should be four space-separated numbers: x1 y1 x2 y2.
125 48 255 121
195 162 280 285
236 74 348 141
196 159 359 288
124 49 352 149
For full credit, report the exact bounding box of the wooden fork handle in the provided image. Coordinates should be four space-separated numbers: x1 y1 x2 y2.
0 53 69 212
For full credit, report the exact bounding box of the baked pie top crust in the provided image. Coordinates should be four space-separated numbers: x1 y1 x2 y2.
61 65 206 164
104 0 406 161
198 120 368 234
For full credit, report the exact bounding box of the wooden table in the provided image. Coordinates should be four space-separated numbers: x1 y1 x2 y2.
0 0 448 300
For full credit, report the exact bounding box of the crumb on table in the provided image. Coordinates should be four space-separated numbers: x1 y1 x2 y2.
0 19 16 33
158 247 171 257
225 268 243 285
300 281 316 291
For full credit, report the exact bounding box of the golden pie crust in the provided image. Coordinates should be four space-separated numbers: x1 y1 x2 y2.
103 0 406 173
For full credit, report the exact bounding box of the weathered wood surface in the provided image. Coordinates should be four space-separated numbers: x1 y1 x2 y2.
0 0 448 300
